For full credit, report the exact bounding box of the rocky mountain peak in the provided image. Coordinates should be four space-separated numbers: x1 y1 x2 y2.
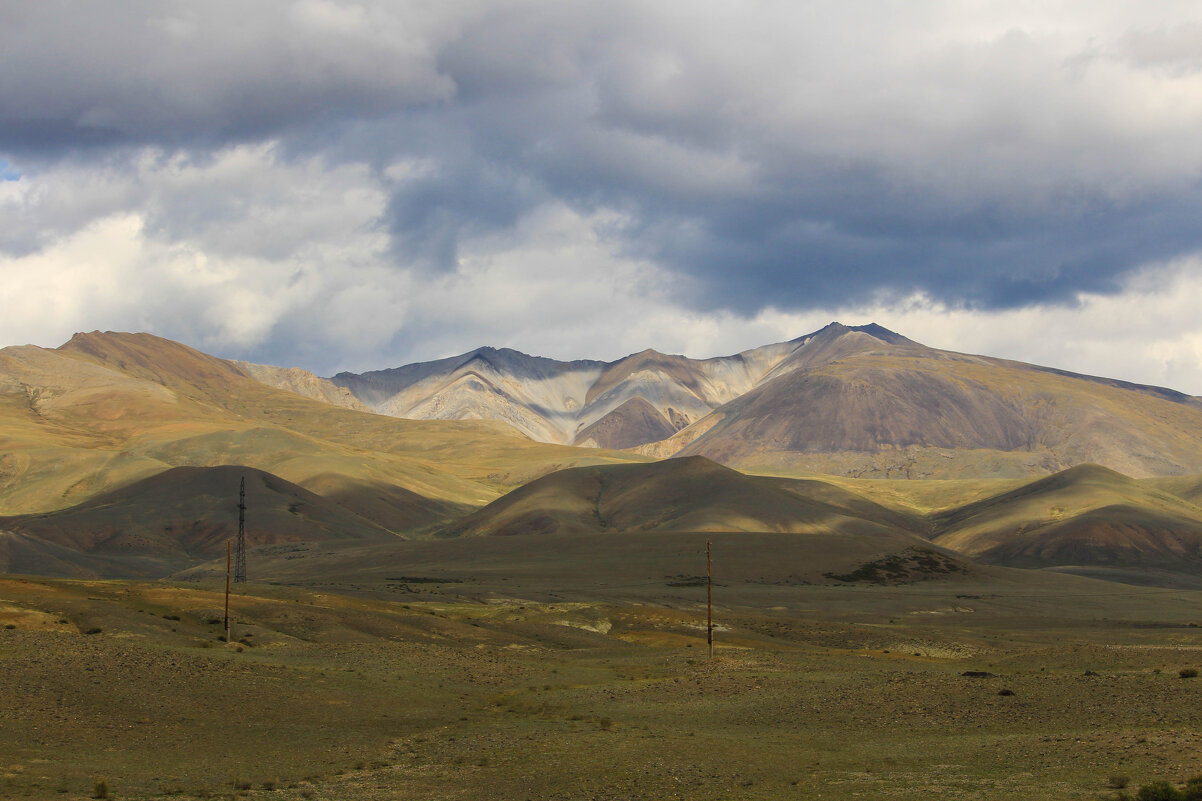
796 321 911 345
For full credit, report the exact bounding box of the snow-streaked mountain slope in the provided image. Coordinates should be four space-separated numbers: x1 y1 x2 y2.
328 330 842 447
312 322 1202 479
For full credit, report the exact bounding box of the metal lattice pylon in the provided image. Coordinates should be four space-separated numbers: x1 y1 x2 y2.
234 475 247 583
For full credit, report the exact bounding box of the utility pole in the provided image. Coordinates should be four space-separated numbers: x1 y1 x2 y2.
706 539 713 660
234 476 247 583
224 539 232 643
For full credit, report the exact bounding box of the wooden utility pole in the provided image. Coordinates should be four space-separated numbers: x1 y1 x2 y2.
706 539 713 659
224 539 232 643
234 476 247 583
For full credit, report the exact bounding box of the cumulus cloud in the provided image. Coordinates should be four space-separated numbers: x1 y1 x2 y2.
2 1 1202 388
0 145 390 364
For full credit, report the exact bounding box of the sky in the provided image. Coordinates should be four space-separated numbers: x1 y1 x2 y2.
3 1 1202 390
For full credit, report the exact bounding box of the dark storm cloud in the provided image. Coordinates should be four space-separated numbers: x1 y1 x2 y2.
610 170 1202 312
0 0 455 154
4 0 1202 319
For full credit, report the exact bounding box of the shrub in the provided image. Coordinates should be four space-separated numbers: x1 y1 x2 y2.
1110 776 1131 789
1136 780 1184 801
1179 668 1198 679
84 627 102 635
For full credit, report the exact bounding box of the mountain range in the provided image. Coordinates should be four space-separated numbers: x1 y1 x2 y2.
7 324 1202 587
246 322 1202 480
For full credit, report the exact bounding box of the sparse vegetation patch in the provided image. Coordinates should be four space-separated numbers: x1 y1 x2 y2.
1115 776 1202 800
824 547 965 584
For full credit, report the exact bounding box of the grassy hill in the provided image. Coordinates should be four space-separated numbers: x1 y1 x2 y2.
0 332 649 526
930 464 1202 575
440 456 915 538
0 465 401 578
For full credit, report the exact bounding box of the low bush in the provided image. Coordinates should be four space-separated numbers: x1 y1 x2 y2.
1116 776 1202 801
1129 780 1179 800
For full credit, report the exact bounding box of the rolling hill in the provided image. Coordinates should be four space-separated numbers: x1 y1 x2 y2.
0 331 649 525
0 466 397 578
431 458 1202 585
438 455 917 539
204 456 972 595
930 464 1202 576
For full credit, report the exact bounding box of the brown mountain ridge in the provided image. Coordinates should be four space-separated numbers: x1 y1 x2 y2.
310 323 1202 479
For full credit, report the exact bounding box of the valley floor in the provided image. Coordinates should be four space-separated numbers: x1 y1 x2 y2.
3 575 1202 800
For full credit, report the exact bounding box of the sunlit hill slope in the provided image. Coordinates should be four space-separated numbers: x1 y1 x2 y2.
0 331 647 524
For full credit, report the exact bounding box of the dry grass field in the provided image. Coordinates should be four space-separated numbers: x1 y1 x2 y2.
4 547 1202 801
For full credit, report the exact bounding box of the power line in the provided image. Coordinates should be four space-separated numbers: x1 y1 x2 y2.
562 580 1197 601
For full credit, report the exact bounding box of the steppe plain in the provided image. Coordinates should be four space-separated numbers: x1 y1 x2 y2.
5 565 1202 801
4 328 1202 800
